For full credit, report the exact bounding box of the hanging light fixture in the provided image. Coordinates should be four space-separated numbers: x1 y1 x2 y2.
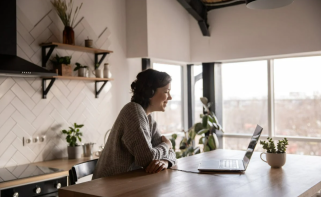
246 0 294 9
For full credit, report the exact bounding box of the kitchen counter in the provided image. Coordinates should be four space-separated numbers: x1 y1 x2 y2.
0 156 98 189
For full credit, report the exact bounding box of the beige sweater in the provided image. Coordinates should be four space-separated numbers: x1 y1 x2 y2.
92 102 177 179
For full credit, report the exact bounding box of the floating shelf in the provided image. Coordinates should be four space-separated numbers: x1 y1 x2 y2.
40 42 113 54
42 76 114 99
40 42 113 68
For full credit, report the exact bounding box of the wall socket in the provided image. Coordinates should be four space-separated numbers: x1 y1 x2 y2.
23 135 46 146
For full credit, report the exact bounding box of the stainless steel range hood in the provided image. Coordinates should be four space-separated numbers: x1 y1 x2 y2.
0 0 57 77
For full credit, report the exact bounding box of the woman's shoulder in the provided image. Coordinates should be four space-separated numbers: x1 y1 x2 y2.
120 102 146 117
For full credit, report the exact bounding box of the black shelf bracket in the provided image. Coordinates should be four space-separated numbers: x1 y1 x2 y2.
42 45 57 67
42 78 56 99
94 53 108 67
95 81 108 98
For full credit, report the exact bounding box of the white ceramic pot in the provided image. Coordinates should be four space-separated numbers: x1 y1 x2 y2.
260 152 286 168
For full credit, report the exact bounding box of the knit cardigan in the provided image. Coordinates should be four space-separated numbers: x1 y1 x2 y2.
92 102 177 179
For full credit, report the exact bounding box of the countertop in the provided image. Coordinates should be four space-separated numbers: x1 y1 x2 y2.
0 156 98 189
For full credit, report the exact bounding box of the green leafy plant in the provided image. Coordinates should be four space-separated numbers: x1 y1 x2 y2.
51 54 72 65
260 137 288 153
51 0 83 28
74 62 88 71
171 97 224 158
62 123 84 147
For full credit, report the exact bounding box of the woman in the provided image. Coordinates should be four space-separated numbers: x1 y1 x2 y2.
92 69 177 179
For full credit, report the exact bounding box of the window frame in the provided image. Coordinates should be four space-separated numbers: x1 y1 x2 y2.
221 57 321 149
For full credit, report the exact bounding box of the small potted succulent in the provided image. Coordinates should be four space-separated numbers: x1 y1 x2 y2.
62 123 84 159
74 62 88 77
260 137 289 168
51 54 72 76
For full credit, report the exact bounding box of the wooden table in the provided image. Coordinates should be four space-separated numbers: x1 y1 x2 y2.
58 150 321 197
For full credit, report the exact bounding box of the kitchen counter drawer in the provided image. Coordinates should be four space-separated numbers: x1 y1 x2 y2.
1 176 67 197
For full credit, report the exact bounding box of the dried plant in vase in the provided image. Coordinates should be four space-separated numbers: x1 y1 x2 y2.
51 0 83 45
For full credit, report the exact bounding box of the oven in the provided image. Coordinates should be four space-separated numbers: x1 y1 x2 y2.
0 176 67 197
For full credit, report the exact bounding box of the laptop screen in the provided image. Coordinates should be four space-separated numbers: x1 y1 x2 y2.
242 125 263 170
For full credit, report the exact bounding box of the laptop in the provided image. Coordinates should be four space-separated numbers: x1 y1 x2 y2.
198 124 263 172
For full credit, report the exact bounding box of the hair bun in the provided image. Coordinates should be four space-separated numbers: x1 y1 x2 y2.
131 81 137 90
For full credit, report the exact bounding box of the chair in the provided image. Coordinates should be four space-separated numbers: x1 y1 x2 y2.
69 159 98 185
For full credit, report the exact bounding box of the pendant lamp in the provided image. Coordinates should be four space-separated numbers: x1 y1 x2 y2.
246 0 294 9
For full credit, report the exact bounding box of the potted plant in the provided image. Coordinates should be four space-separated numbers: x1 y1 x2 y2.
74 62 88 77
51 0 83 45
260 137 288 168
62 123 84 159
170 97 224 158
51 54 72 76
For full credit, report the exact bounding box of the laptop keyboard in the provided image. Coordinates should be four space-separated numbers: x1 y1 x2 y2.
219 160 239 169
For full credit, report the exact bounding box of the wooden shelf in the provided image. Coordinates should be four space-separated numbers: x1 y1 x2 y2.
40 42 113 54
50 76 114 81
42 76 113 99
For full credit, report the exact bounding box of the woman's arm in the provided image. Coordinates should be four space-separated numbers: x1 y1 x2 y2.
121 105 170 168
150 116 177 168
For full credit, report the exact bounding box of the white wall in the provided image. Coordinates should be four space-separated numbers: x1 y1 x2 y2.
147 0 190 62
126 0 148 58
190 0 321 62
0 0 128 167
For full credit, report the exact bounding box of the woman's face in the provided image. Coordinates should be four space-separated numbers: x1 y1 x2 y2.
149 83 172 112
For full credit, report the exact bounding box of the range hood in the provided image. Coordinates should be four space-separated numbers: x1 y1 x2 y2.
0 0 57 77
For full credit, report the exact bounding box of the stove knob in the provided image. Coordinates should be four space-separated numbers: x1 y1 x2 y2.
55 183 61 189
13 192 19 197
35 186 41 194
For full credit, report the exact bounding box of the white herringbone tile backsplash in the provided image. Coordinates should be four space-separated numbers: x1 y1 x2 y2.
0 0 118 168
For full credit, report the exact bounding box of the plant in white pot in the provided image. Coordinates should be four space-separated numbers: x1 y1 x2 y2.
62 123 84 159
260 137 288 168
74 62 88 77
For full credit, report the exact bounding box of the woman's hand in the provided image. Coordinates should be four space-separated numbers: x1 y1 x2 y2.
161 136 172 149
145 160 169 173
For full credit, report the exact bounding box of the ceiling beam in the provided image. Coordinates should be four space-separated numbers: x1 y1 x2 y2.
177 0 210 36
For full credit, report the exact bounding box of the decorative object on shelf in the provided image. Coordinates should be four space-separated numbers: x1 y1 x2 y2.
260 137 288 168
85 37 93 48
92 63 103 78
103 63 110 78
74 62 88 77
83 143 95 157
50 54 72 76
171 97 224 158
62 123 84 159
51 0 83 45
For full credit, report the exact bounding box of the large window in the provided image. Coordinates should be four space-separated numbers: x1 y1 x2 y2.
153 63 183 134
274 57 321 137
222 56 321 156
193 65 203 123
222 61 268 135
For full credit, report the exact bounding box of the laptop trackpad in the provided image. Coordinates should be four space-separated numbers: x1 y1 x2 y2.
198 160 220 170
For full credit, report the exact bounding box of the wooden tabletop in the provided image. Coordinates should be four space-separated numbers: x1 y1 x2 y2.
58 150 321 197
0 156 97 189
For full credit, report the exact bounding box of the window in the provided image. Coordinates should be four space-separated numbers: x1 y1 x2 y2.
193 65 203 123
152 63 183 134
274 57 321 137
222 61 268 135
221 56 321 156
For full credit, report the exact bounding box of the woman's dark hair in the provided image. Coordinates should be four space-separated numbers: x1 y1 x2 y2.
131 69 171 109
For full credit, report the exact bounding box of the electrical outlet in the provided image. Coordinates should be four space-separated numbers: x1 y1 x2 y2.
40 135 46 143
23 137 32 146
33 136 39 143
